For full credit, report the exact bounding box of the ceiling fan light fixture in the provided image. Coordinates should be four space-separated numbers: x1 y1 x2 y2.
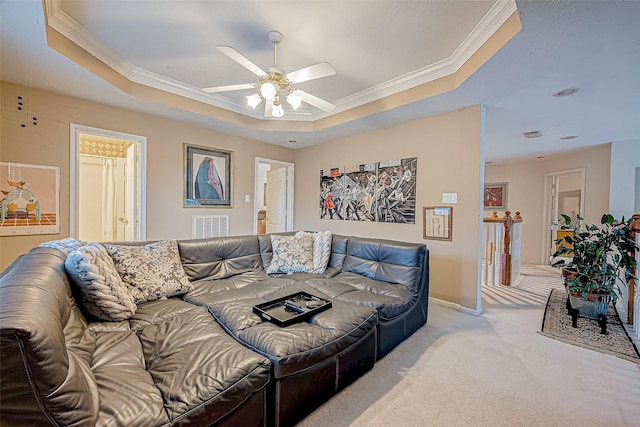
272 99 284 117
287 92 302 110
260 82 277 100
247 93 262 109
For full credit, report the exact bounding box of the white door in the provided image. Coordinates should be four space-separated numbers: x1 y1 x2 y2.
70 124 147 241
266 167 287 233
123 143 137 240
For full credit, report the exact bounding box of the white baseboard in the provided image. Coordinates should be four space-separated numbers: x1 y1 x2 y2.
429 297 459 310
429 296 483 316
459 306 483 316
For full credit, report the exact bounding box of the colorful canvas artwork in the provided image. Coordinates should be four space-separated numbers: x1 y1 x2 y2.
320 157 417 224
0 162 60 236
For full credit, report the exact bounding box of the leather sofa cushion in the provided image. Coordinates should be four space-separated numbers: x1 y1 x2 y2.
305 272 415 320
178 235 263 281
0 248 100 426
90 324 169 426
186 281 378 379
342 237 425 291
130 298 271 423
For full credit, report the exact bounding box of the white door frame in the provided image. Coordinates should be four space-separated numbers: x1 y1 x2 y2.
541 167 586 264
254 157 294 234
69 124 147 240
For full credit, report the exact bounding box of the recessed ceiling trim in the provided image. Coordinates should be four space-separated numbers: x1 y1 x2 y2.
44 0 517 123
44 0 135 79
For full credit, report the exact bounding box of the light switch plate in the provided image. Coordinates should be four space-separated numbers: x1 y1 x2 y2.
244 194 250 203
442 193 458 203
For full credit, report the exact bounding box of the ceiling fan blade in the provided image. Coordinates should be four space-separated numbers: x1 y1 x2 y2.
295 90 335 112
202 83 255 93
217 46 267 77
286 62 336 84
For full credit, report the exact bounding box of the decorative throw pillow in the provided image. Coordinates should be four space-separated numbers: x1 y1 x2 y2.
311 231 332 274
103 240 193 304
266 233 314 274
40 237 86 257
65 242 137 321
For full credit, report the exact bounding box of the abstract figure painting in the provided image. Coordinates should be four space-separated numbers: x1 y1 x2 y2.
484 182 508 210
184 144 232 207
320 157 417 224
0 162 60 236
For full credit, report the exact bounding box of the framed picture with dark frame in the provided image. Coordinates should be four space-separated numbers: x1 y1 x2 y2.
484 182 508 210
184 143 232 207
423 206 452 241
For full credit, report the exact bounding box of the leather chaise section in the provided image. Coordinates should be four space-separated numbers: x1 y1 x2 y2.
130 298 271 425
90 324 168 426
305 272 415 320
185 281 378 379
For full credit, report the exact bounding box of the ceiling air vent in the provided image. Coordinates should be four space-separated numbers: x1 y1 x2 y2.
523 130 542 139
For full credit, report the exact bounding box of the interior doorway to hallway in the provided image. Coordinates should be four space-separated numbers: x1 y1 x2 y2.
254 158 294 234
542 168 585 264
69 124 147 242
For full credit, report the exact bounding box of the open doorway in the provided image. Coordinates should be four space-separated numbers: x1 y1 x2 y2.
70 124 147 242
543 168 585 264
254 158 294 234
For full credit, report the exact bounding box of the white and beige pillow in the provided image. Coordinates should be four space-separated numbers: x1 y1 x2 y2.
65 242 137 321
103 240 193 304
296 231 332 274
266 232 315 274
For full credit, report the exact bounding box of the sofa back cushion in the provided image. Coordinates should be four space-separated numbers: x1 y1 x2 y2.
178 235 263 281
342 237 426 292
0 248 100 426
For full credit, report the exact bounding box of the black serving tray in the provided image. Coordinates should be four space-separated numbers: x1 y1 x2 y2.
253 292 332 327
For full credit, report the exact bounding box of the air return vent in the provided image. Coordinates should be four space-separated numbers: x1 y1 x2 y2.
192 215 229 239
523 130 542 139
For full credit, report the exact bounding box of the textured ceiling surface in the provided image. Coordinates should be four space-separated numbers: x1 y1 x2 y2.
1 0 639 162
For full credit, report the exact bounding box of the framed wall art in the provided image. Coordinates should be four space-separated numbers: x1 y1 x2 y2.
484 182 508 210
184 143 232 207
0 162 60 236
423 206 452 241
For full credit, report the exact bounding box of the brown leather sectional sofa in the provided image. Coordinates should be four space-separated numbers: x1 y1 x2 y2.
0 233 429 427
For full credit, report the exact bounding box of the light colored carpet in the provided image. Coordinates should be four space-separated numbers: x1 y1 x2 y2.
297 266 640 427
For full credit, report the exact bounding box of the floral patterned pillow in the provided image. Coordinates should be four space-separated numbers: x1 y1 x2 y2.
104 240 193 304
266 233 314 274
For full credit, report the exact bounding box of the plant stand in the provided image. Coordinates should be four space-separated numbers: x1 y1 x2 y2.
565 295 608 334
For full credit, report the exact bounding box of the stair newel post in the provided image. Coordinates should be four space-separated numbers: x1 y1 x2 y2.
629 214 640 325
501 211 513 286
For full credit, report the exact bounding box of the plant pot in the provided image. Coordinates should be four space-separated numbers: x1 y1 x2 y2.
567 291 611 319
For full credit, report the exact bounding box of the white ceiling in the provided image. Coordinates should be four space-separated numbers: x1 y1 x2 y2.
1 0 639 162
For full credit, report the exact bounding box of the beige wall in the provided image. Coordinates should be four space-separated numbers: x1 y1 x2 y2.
0 81 294 269
294 106 484 309
485 143 611 264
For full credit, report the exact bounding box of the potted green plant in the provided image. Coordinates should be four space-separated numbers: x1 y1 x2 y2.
552 213 639 319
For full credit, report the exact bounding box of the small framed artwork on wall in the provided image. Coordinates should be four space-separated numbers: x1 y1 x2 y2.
184 143 232 207
484 182 508 210
423 206 452 241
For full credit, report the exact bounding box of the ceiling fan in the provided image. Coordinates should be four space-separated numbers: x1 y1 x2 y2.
202 31 336 118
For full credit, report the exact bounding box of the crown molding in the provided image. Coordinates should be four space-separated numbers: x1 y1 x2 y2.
43 0 517 123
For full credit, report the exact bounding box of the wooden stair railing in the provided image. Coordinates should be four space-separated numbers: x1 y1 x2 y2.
483 211 523 286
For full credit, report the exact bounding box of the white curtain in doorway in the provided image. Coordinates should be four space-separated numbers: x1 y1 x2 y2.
101 158 117 240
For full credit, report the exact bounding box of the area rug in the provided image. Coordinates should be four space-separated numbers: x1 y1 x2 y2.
539 288 640 363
